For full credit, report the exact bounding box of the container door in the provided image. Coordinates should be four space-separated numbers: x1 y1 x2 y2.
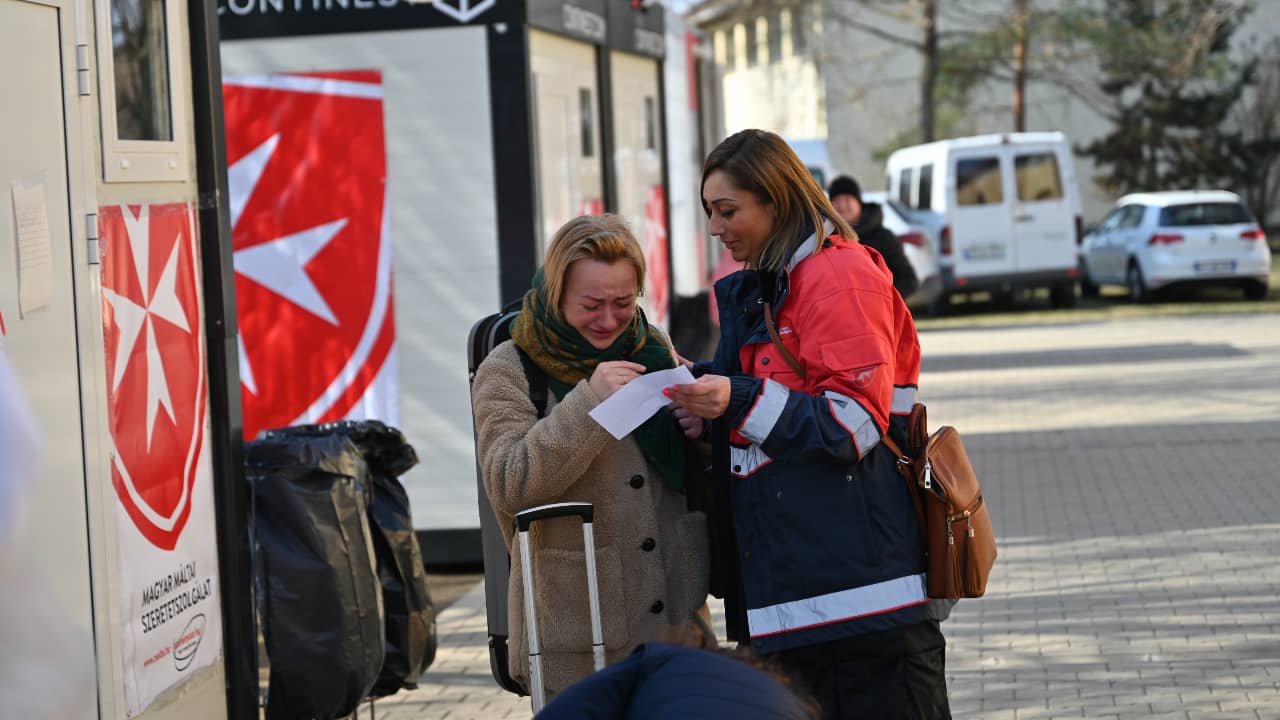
1011 145 1076 273
949 150 1015 280
530 29 604 256
0 1 98 717
609 50 668 327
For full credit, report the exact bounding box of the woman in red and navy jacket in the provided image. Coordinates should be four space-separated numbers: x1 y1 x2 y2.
668 130 949 719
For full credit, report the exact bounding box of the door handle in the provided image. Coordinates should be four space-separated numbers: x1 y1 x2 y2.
1015 213 1035 222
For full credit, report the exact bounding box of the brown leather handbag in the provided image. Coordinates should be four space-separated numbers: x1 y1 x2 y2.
882 403 996 599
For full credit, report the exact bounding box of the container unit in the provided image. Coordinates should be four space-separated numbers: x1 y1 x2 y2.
218 0 718 564
1 0 247 717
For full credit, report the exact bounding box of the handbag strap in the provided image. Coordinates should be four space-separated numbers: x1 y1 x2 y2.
762 301 807 381
881 434 906 464
881 433 928 541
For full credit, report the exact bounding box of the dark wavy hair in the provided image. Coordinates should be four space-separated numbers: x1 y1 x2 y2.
701 129 855 273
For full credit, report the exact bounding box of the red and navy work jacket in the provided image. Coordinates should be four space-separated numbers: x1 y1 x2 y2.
698 231 928 655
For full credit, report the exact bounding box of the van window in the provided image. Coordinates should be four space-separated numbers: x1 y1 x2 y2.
917 164 933 209
1158 202 1254 226
1015 153 1064 201
898 167 914 206
956 157 1003 206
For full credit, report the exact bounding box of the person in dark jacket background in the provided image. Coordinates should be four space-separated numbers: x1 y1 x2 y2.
828 175 919 300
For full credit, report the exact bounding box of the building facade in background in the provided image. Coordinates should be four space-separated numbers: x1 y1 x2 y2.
690 0 827 143
689 0 1280 225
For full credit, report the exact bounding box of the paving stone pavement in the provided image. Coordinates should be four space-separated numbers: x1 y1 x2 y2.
373 313 1280 719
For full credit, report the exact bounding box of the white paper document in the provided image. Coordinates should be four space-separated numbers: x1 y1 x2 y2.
589 365 697 439
10 177 53 317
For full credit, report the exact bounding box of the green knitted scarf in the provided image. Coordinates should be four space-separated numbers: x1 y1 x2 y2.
510 270 686 491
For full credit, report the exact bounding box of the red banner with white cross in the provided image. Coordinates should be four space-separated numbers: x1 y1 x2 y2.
222 70 398 441
99 201 223 714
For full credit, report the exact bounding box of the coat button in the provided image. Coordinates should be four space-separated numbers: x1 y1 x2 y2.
650 600 664 614
733 465 741 473
761 356 770 365
641 538 656 552
629 474 645 489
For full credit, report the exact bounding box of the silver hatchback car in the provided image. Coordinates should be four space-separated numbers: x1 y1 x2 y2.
1081 190 1271 301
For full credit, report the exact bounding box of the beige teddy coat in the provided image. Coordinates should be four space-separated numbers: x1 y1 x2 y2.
472 339 710 696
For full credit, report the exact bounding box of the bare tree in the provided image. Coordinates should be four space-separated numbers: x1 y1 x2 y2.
822 0 940 142
823 0 1049 140
1012 0 1028 130
922 0 938 140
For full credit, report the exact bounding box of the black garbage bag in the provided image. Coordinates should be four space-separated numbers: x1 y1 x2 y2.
247 430 385 720
320 420 438 696
367 468 438 694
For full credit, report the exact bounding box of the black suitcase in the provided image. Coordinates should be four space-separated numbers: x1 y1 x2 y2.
466 301 527 696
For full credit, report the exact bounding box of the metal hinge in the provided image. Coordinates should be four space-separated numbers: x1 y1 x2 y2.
86 213 100 265
76 44 91 96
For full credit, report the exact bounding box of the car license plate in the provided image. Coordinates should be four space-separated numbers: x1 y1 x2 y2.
1194 260 1236 273
962 243 1006 261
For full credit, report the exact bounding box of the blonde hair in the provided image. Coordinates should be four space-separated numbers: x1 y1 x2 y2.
701 129 855 273
542 214 647 318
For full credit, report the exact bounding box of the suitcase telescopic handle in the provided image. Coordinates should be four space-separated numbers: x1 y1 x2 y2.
515 501 594 531
515 501 605 713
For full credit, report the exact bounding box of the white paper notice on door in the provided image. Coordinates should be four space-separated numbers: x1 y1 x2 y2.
10 176 53 317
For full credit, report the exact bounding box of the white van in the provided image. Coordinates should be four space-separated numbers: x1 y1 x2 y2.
885 132 1083 308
